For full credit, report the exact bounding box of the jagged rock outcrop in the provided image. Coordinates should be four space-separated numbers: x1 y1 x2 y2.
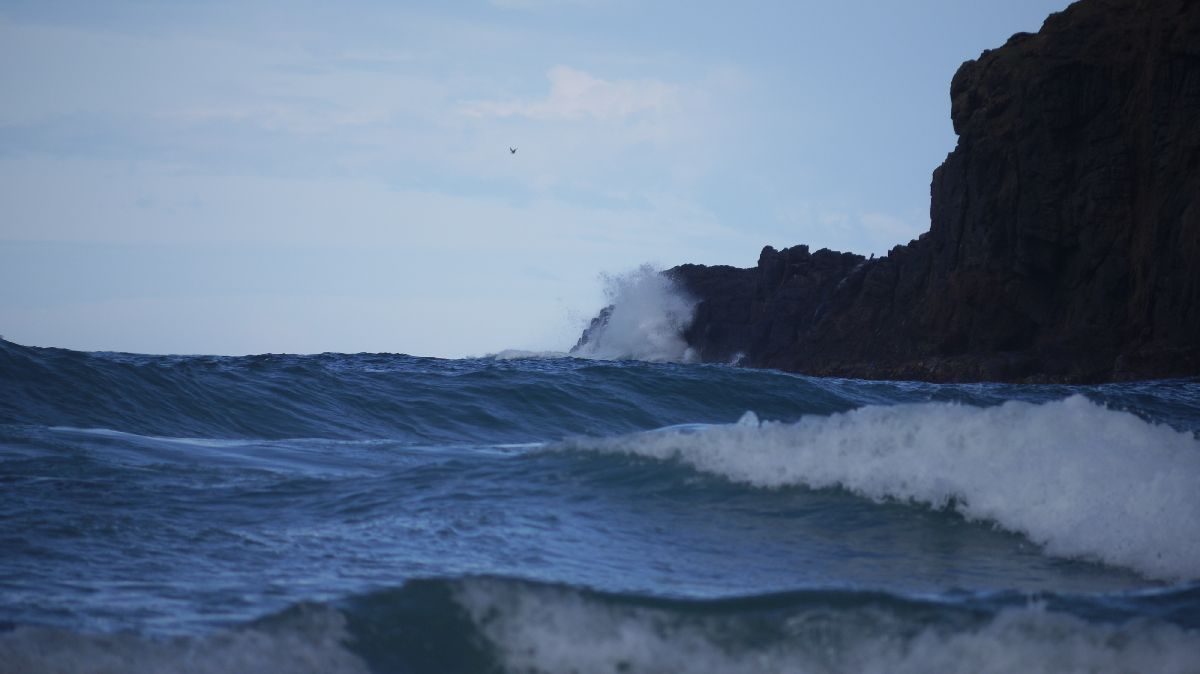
575 0 1200 382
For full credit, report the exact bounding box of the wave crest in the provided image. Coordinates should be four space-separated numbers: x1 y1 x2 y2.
555 395 1200 581
453 577 1200 674
6 577 1200 674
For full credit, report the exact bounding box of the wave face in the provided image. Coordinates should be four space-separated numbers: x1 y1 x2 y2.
557 396 1200 582
2 338 1199 671
3 577 1199 674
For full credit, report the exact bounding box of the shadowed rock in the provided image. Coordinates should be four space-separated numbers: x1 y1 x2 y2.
575 0 1200 382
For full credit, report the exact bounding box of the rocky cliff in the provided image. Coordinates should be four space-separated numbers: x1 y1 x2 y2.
575 0 1200 383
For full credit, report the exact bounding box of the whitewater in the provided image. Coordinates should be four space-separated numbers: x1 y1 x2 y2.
2 275 1199 673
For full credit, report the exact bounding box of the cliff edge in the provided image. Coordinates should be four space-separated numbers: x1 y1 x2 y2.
575 0 1200 382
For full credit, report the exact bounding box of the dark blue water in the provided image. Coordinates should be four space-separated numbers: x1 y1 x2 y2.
2 338 1199 673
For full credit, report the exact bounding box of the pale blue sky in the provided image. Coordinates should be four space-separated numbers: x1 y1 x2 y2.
1 0 1069 357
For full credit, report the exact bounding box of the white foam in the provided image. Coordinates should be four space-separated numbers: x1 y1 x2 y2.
571 265 697 363
0 605 368 674
484 349 573 360
557 395 1200 581
454 579 1200 674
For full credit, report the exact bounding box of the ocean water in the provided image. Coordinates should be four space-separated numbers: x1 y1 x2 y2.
2 335 1200 673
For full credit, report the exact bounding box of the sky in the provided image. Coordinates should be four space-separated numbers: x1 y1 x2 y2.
0 0 1070 358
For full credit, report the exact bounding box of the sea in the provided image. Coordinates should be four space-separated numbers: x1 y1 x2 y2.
2 326 1200 672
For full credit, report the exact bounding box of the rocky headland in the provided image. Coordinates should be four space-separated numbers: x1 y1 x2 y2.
574 0 1200 383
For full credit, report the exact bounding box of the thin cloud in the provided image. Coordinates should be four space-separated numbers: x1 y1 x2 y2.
489 0 600 9
772 206 928 257
462 66 679 122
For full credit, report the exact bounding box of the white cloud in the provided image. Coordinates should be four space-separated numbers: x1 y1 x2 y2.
0 7 763 356
462 66 679 122
0 16 460 134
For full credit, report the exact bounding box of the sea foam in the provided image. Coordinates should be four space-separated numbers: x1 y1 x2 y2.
557 395 1200 581
454 578 1200 674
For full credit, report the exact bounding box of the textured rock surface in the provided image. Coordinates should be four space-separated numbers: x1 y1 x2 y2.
576 0 1200 383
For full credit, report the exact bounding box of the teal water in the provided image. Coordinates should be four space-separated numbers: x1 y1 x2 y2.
1 338 1198 673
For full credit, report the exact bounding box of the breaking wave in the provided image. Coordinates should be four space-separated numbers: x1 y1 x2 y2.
570 265 697 363
555 395 1200 582
4 577 1199 674
452 578 1200 674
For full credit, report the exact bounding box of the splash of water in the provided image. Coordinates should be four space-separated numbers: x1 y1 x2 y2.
570 265 697 363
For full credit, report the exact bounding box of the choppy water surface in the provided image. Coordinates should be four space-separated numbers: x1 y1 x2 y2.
1 339 1198 672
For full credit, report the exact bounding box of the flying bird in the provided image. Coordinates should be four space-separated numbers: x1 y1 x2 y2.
509 147 517 154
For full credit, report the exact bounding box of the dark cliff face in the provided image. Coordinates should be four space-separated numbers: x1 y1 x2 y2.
577 0 1200 383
